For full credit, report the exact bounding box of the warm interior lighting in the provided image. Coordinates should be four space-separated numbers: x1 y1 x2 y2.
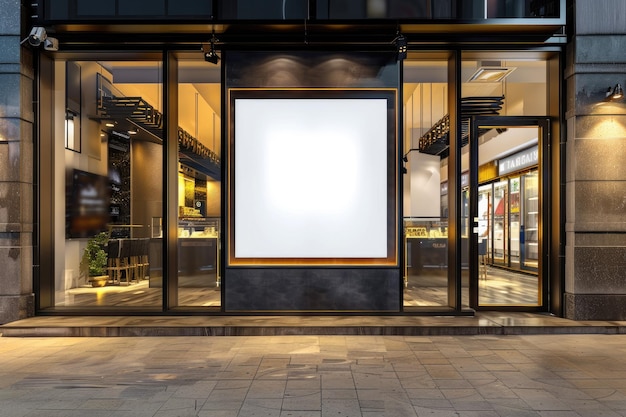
65 110 78 150
468 67 515 82
65 114 75 148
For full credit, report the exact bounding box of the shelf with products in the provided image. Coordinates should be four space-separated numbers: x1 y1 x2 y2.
149 217 220 239
404 218 448 239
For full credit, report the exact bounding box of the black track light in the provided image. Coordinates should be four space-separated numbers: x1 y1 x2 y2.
203 35 220 64
394 33 407 61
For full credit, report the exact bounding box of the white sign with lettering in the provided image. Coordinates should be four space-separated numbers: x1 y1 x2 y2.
498 146 538 176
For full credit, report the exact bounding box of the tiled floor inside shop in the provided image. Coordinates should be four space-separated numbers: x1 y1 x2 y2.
61 266 536 309
404 266 539 307
3 333 626 416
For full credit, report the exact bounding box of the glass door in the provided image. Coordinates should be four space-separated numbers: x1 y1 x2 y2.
469 117 549 309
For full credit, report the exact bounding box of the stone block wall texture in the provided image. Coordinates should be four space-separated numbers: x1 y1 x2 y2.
0 0 35 323
565 0 626 319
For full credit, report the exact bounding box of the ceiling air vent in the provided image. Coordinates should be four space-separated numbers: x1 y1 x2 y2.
468 61 516 82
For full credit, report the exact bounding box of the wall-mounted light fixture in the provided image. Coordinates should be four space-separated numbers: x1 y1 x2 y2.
606 84 624 101
401 151 417 175
65 109 80 152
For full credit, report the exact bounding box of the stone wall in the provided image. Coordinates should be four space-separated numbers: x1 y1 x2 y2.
0 0 35 323
565 0 626 319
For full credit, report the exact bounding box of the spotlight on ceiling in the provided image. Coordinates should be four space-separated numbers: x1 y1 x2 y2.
203 36 220 65
27 26 46 46
393 33 407 61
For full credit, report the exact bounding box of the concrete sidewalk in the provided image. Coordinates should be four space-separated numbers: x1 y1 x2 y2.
2 312 625 337
1 333 626 416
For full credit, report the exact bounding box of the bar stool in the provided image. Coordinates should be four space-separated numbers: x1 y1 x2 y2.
107 239 131 285
130 238 150 281
118 239 133 285
139 238 150 280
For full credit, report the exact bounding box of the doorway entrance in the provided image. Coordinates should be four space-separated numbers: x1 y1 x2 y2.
469 117 549 309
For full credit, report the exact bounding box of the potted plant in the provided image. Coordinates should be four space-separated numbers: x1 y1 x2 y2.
80 231 109 287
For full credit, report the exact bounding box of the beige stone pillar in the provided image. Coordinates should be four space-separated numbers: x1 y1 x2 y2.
565 0 626 319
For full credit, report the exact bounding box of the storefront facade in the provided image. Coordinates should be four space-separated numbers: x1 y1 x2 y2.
2 0 621 322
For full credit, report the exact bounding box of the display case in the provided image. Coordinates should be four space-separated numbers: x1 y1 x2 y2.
148 217 221 287
522 172 539 270
478 167 539 273
492 179 508 265
178 217 220 285
403 218 448 284
509 177 520 267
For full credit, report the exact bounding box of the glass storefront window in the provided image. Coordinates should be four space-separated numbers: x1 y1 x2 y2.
56 59 163 308
402 51 550 310
177 59 222 307
402 58 449 308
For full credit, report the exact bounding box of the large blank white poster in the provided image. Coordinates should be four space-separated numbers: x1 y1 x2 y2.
234 98 388 259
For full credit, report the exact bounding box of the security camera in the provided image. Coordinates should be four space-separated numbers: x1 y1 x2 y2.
43 37 59 51
28 26 47 46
